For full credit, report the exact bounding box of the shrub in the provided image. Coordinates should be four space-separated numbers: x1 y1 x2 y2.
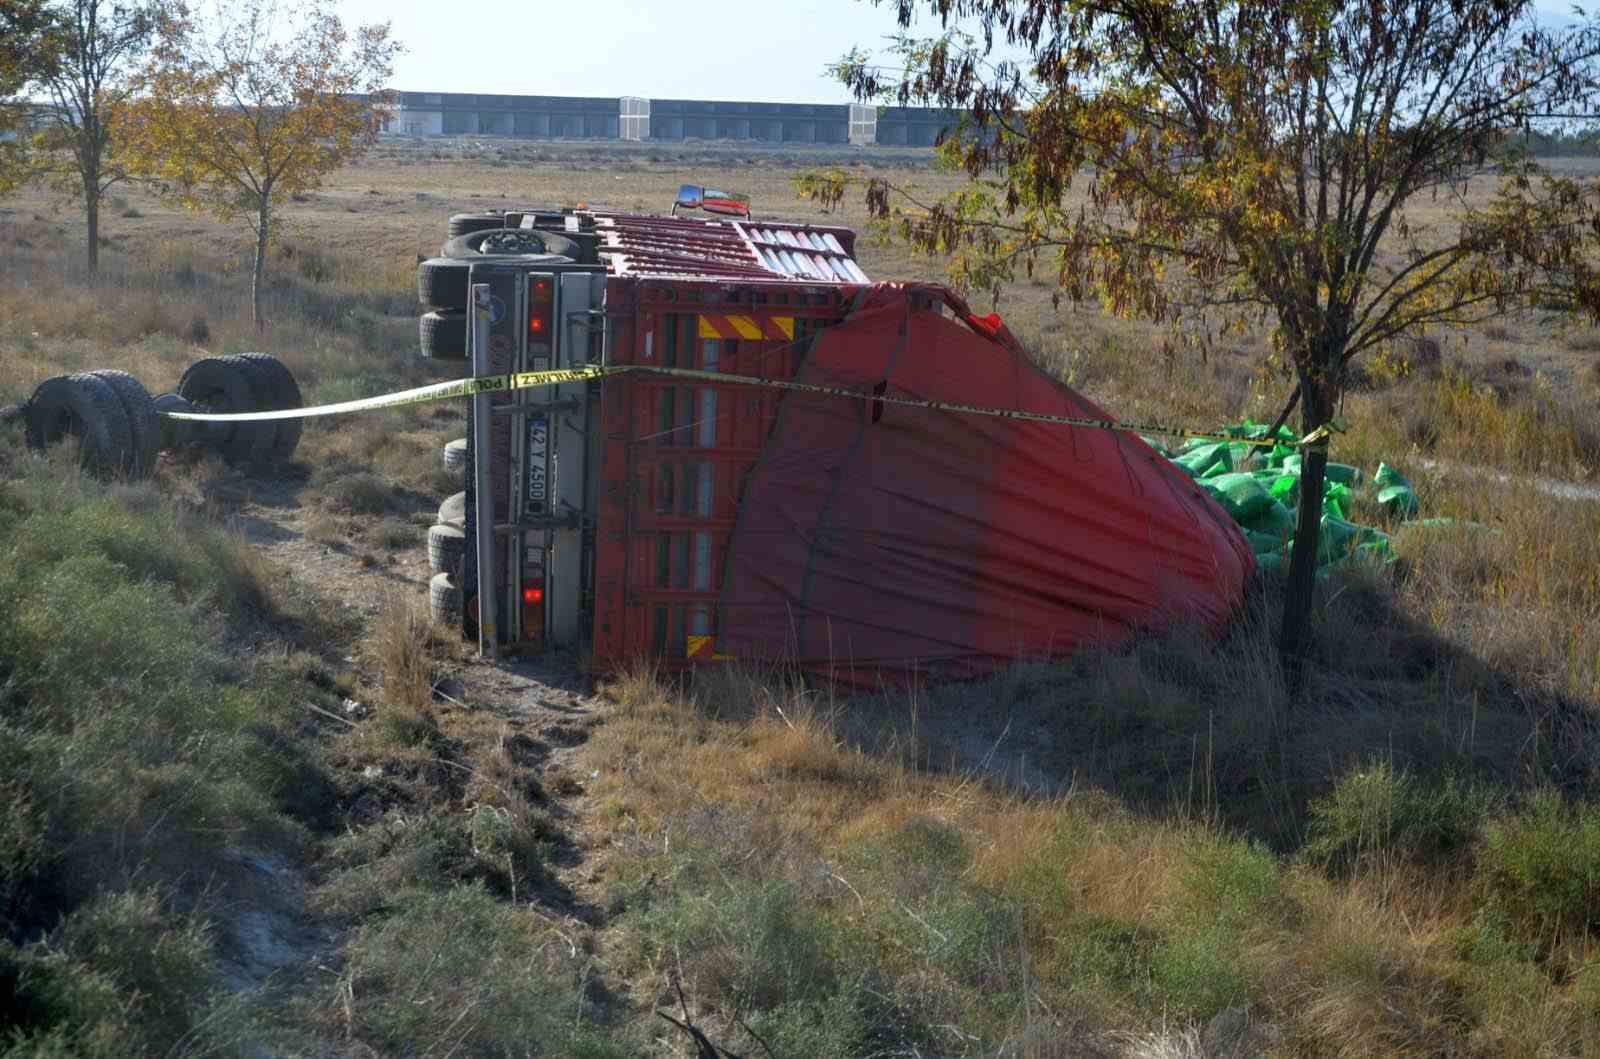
311 470 393 515
1302 762 1499 874
1476 790 1600 949
1145 838 1286 1017
337 885 622 1057
631 879 839 1013
1149 926 1254 1017
185 313 211 345
0 461 336 1046
1 891 215 1056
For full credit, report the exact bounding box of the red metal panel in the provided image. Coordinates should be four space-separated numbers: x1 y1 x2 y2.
591 277 853 666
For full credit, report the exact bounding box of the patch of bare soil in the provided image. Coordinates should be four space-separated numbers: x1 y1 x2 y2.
192 458 616 1010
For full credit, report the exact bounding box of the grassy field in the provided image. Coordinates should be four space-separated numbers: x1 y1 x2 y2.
2 140 1600 1055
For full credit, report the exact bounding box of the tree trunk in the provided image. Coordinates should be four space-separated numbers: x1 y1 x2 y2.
251 200 269 332
1278 370 1336 694
85 186 99 276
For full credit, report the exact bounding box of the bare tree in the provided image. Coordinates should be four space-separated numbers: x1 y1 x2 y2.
35 0 158 273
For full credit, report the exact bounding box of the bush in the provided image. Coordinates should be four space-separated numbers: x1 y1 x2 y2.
337 885 623 1057
1303 762 1500 874
1149 926 1254 1017
311 470 393 515
632 879 840 1013
1476 790 1600 949
0 461 336 1046
1148 838 1286 1017
1 891 215 1056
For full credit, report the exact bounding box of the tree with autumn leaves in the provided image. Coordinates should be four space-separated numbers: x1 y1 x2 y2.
122 0 398 329
0 1 61 196
810 0 1600 678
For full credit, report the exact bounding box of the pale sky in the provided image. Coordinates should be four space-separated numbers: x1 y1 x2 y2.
332 0 1587 105
332 0 926 103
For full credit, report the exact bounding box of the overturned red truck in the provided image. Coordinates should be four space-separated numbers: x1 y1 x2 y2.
416 190 1254 682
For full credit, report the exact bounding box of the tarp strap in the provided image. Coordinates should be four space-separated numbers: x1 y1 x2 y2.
157 362 1342 449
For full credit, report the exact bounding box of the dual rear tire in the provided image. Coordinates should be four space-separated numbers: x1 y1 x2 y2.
21 353 303 477
415 226 579 362
175 353 304 464
24 373 136 479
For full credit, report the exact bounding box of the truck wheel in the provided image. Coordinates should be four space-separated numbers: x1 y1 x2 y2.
427 522 466 575
89 370 159 479
438 490 465 528
177 357 272 464
419 310 467 359
225 353 303 463
25 373 134 478
448 212 506 238
440 227 579 261
442 438 468 477
429 572 462 626
417 256 469 311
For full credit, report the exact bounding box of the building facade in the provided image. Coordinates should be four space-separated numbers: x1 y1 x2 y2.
389 92 960 147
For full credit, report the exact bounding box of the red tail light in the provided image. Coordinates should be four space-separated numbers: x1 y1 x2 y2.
523 585 544 605
529 276 553 338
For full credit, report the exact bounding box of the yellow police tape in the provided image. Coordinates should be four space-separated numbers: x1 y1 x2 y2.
159 362 1340 449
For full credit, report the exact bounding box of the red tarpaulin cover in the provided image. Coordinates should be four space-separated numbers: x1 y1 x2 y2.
715 285 1255 680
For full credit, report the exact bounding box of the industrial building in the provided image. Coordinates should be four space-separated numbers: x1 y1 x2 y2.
388 92 959 147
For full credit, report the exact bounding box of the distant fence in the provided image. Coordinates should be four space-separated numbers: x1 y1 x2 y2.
385 92 962 147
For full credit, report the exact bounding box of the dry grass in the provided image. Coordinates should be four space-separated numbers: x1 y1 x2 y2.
7 141 1600 1054
579 639 1600 1054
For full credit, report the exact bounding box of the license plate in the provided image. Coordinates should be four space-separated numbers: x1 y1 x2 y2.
526 415 548 513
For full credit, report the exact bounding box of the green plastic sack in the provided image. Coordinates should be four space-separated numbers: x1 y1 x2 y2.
1266 473 1299 503
1373 462 1419 519
1164 422 1418 576
1324 481 1350 521
1317 516 1391 567
1241 500 1296 539
1202 472 1275 521
1326 463 1363 487
1245 529 1291 556
1174 442 1233 479
1279 455 1361 487
1227 421 1296 444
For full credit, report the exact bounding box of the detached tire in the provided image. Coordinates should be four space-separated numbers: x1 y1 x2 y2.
25 373 134 478
176 357 272 464
417 256 469 311
89 369 158 479
419 310 467 359
429 572 462 626
440 227 579 261
226 353 303 463
448 212 506 238
442 438 468 477
438 490 465 528
427 523 466 575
